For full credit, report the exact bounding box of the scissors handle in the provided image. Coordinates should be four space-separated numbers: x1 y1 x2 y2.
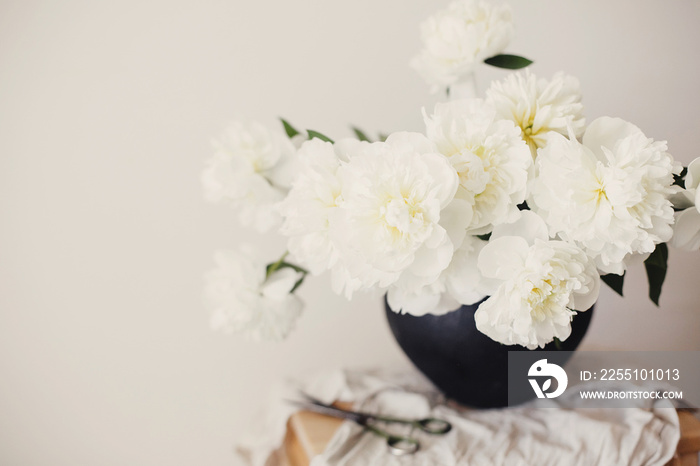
376 415 452 435
365 424 420 455
387 435 420 455
416 417 452 434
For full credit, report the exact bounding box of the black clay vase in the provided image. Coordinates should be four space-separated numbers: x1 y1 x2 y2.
385 298 594 408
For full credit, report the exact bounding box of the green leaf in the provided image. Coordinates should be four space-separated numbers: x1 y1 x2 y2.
307 130 334 144
378 133 389 142
484 54 533 70
644 243 668 306
266 260 308 277
476 233 492 241
290 275 305 294
601 272 625 297
351 126 372 142
280 118 300 139
278 261 308 274
265 259 308 294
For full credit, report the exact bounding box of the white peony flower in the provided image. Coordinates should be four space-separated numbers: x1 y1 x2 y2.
486 71 585 157
205 246 304 341
201 121 298 232
411 0 514 93
444 234 491 305
279 137 366 298
387 279 459 318
387 234 489 316
475 211 600 349
425 98 531 234
332 132 466 304
279 138 344 275
671 157 700 251
530 117 681 275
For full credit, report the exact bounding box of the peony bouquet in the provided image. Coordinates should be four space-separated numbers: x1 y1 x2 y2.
202 0 700 350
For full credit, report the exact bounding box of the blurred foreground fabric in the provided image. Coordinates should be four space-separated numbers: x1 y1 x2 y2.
236 368 680 466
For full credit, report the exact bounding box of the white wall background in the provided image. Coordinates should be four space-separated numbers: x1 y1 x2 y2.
1 1 699 465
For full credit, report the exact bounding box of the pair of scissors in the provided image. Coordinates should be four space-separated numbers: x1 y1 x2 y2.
288 393 452 455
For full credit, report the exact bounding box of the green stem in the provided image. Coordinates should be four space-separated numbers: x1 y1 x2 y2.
266 251 289 278
265 252 309 294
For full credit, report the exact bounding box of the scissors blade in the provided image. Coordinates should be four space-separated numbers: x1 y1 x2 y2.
298 391 326 405
287 399 366 424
